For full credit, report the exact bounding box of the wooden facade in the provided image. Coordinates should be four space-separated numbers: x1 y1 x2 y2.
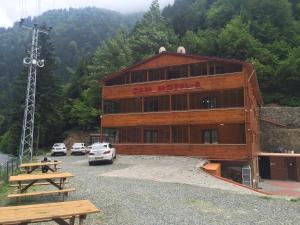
100 52 262 185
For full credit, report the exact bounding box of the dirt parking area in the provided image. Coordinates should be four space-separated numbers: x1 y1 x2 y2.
6 155 300 225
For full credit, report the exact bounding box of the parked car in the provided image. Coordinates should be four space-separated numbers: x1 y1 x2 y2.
86 145 93 153
88 143 116 165
51 143 67 156
70 143 87 155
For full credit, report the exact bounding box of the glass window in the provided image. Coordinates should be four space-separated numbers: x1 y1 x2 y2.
131 70 147 83
172 126 188 143
144 96 169 112
201 96 217 109
119 127 141 143
203 129 218 144
171 94 187 111
144 130 159 143
167 65 188 79
103 128 119 143
149 69 165 81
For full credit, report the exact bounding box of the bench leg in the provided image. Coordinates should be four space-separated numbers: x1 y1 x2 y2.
53 218 70 225
69 217 75 225
79 215 86 225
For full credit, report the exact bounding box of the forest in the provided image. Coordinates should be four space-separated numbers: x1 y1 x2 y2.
0 0 299 155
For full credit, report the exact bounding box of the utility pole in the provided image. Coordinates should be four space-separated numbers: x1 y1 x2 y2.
19 19 51 163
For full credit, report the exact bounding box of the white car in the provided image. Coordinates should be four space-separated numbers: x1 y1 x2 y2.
71 143 87 155
51 143 67 156
88 143 116 165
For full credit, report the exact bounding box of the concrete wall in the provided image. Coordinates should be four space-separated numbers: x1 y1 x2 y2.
260 107 300 153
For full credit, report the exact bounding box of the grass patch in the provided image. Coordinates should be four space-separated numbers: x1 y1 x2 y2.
259 195 273 200
289 198 300 203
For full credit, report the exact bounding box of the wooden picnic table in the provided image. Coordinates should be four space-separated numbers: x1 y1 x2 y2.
8 172 75 200
0 200 100 225
19 161 62 174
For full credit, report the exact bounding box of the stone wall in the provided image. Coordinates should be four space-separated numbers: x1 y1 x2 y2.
260 107 300 153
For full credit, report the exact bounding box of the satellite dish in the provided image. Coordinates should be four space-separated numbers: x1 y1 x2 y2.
37 59 45 67
159 47 166 53
177 46 186 54
23 57 31 65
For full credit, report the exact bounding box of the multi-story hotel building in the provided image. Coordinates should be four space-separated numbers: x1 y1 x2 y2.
100 50 262 185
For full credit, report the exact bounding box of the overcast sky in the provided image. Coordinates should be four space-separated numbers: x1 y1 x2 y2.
0 0 174 28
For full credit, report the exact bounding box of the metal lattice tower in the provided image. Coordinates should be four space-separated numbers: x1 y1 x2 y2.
19 19 50 163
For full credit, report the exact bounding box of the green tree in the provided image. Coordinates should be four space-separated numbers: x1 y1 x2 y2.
130 0 178 60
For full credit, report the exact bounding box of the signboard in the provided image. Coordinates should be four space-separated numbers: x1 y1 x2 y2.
132 81 201 95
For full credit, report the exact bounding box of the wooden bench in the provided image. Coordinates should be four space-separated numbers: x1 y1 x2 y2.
19 161 62 174
8 188 76 198
9 172 74 201
0 200 100 225
9 181 69 187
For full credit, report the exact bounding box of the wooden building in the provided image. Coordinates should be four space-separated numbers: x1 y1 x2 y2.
100 51 262 186
259 153 300 182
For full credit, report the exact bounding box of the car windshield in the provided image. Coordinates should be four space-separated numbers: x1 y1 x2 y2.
91 144 107 150
53 143 63 147
73 143 84 147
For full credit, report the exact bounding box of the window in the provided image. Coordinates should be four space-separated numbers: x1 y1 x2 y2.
149 69 165 81
131 70 147 83
171 94 187 111
119 98 142 113
104 101 119 114
172 126 188 143
167 65 188 79
119 127 141 143
144 130 158 143
190 63 207 76
143 126 169 143
201 96 217 109
144 96 169 112
102 128 119 143
203 129 218 144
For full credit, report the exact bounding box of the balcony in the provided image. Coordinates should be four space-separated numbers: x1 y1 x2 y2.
101 108 245 127
102 72 245 100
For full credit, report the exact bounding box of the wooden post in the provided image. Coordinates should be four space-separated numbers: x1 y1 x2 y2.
187 65 191 77
206 63 210 75
141 127 144 144
187 93 190 110
188 125 191 144
169 126 172 143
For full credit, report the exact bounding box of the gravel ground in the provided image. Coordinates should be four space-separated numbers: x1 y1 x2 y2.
4 155 300 224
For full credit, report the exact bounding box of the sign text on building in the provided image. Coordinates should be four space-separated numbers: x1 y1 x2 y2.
132 81 201 95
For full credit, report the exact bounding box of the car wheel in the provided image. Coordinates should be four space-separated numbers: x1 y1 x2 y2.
89 161 94 166
109 155 114 164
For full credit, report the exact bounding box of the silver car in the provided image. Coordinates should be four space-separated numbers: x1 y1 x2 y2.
51 143 67 156
88 143 116 165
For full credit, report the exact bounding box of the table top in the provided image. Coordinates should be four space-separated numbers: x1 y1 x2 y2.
9 172 73 182
19 161 62 168
0 200 100 223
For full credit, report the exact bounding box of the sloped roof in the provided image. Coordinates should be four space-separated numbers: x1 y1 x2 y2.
101 51 246 84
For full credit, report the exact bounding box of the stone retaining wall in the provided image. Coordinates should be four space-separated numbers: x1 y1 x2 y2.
260 107 300 153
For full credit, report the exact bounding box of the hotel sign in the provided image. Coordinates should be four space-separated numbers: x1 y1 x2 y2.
132 81 201 95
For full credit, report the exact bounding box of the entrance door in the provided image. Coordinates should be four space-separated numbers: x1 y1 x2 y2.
286 158 297 181
259 156 270 179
